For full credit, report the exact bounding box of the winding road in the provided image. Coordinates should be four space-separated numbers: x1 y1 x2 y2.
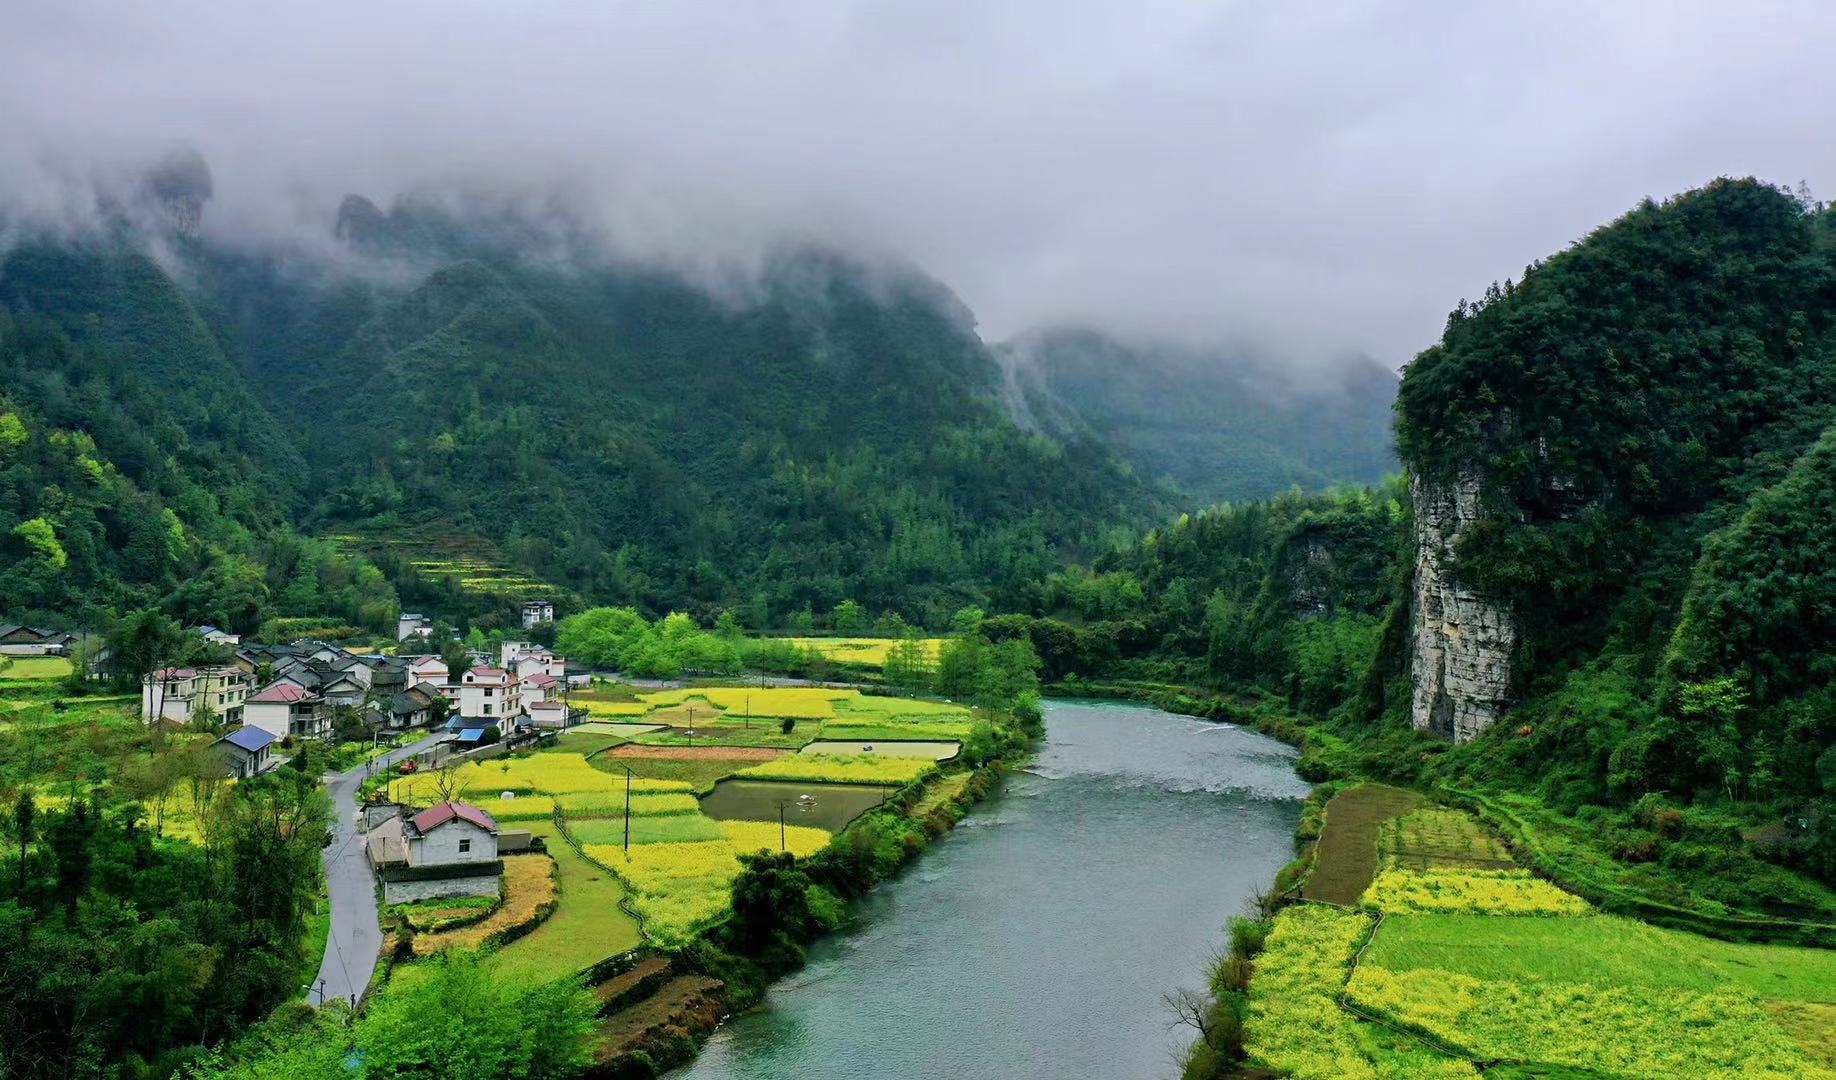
308 732 447 1007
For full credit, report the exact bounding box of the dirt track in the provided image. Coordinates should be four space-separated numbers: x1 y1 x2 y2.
605 744 784 761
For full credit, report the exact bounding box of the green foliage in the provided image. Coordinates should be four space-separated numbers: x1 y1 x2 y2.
194 952 599 1079
556 607 740 677
0 770 331 1079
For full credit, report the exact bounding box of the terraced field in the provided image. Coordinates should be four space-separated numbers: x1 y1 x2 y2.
326 528 558 599
386 685 966 950
1248 797 1836 1079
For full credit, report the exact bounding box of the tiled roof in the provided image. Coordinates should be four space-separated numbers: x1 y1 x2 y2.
248 683 316 704
217 726 275 752
410 801 499 834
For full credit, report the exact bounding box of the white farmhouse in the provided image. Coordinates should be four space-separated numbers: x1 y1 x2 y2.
141 666 250 725
457 665 521 725
521 600 555 629
243 682 332 741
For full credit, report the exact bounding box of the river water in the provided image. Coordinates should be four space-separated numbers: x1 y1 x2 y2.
674 699 1310 1080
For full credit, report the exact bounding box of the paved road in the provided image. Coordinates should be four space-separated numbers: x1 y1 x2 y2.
308 732 447 1007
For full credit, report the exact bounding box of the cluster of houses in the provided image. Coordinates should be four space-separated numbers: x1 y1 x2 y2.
137 624 588 780
0 623 82 656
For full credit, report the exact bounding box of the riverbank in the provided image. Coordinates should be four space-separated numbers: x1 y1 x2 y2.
673 700 1307 1079
596 733 1024 1078
1048 677 1836 939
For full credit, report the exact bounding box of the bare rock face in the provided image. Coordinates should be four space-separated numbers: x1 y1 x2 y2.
1408 469 1517 742
139 146 213 237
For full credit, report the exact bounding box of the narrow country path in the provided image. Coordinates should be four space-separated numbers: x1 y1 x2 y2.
309 731 447 1007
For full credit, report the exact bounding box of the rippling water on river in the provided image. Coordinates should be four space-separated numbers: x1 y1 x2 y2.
673 699 1310 1080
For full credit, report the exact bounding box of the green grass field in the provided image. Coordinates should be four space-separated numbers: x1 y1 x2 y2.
1365 912 1836 1003
0 656 73 680
484 822 641 981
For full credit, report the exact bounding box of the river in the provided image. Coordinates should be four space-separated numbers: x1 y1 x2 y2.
674 699 1311 1080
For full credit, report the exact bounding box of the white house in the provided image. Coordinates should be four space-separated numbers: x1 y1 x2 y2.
243 682 332 741
397 612 433 641
457 665 521 725
525 650 567 679
526 700 570 729
521 600 555 629
404 801 499 866
520 672 560 704
141 666 250 725
0 624 72 656
196 625 241 647
367 801 503 903
498 640 536 667
404 655 449 686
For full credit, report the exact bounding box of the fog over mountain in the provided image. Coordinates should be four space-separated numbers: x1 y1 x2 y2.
3 1 1835 369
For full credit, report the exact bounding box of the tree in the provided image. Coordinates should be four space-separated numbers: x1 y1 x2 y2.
832 600 868 634
881 635 931 691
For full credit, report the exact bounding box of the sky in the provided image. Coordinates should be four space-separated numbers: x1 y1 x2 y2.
2 1 1834 367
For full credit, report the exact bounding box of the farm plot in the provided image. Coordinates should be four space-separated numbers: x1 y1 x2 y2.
1364 912 1836 1003
798 739 959 760
699 779 891 833
583 820 832 942
484 822 641 981
409 854 556 956
0 656 73 680
1300 783 1420 904
571 721 666 736
769 637 947 668
1339 803 1836 1077
1243 904 1477 1079
737 753 935 785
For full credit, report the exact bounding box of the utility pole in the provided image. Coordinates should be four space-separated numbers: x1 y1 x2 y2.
621 764 634 852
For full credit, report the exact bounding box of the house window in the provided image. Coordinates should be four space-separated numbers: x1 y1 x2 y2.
459 838 472 854
482 704 492 715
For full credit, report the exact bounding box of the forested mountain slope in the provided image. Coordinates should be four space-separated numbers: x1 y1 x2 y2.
998 179 1836 911
0 184 1175 631
999 326 1397 505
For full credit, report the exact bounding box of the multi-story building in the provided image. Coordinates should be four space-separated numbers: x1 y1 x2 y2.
243 682 333 741
457 665 521 726
141 666 250 725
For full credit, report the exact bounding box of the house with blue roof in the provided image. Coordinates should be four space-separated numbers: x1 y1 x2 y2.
212 725 276 778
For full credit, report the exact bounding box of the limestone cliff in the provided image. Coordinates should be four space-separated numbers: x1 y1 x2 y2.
1408 469 1517 742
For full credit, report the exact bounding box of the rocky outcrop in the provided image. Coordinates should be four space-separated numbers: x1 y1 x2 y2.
1408 469 1517 742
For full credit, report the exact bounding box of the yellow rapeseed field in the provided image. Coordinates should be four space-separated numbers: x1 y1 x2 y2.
1360 866 1592 916
410 854 556 956
737 753 935 785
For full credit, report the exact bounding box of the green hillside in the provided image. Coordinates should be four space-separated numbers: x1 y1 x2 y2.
1003 326 1397 506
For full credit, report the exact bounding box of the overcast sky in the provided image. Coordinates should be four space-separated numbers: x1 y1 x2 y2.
3 1 1833 366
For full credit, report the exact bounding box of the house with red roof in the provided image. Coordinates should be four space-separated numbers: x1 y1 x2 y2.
367 799 504 903
243 681 332 741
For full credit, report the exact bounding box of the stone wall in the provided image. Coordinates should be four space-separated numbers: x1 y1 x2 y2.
381 872 501 906
1408 469 1518 742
